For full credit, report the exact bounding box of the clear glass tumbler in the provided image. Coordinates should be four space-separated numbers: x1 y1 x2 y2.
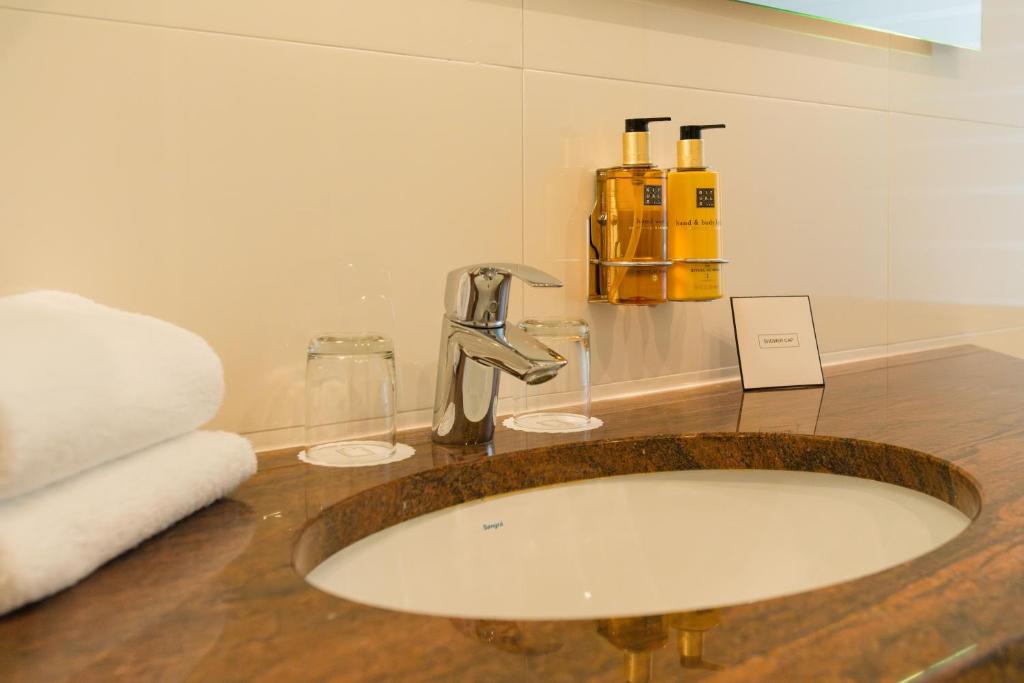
304 334 396 464
512 318 592 431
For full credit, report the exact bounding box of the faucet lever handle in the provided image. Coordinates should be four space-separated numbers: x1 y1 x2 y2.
496 263 562 288
444 263 563 328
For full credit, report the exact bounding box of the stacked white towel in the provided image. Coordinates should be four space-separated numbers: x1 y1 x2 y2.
0 291 256 615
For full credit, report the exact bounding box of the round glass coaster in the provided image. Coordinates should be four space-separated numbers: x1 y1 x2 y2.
504 413 604 434
299 441 414 468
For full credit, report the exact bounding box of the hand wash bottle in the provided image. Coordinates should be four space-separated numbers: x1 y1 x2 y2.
667 124 726 302
596 117 672 305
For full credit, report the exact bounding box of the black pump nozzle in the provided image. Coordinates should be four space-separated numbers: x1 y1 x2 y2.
680 124 726 140
625 117 671 132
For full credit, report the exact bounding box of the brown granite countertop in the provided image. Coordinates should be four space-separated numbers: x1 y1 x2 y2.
3 346 1024 682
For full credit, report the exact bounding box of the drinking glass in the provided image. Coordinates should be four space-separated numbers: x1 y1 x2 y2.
512 318 592 431
304 334 396 464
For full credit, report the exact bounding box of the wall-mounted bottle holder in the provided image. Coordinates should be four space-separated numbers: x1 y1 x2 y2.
586 216 731 303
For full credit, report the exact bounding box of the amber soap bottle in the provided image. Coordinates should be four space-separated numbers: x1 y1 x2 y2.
666 124 726 302
596 117 671 305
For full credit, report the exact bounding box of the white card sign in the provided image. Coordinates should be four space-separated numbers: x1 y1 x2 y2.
731 296 824 391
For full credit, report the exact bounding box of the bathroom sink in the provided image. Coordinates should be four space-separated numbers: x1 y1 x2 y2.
296 434 978 621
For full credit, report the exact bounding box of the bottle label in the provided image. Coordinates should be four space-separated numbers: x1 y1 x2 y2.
643 185 663 206
696 187 715 208
674 218 720 227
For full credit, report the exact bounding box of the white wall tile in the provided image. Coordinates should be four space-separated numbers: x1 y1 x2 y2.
3 0 1024 443
889 0 1024 127
887 113 1024 343
524 0 890 109
522 70 888 391
0 0 523 67
0 10 523 434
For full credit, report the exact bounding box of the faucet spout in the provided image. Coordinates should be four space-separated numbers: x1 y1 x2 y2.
463 325 566 383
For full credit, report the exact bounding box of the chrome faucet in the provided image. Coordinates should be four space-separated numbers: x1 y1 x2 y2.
432 263 567 445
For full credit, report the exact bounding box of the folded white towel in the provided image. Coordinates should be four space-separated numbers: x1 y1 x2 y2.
0 291 224 500
0 430 256 615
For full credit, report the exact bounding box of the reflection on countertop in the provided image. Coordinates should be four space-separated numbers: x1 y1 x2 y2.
599 611 723 681
448 609 724 682
452 610 723 682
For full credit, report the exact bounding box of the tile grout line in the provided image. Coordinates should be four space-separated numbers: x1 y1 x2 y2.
0 5 526 72
521 66 1024 131
521 0 527 305
884 35 893 419
4 5 1024 132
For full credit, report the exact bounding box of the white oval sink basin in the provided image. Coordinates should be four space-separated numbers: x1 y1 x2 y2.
305 469 970 620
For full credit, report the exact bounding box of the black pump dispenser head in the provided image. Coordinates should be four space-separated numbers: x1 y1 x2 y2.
676 124 725 169
621 117 670 166
679 124 726 140
625 116 672 133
